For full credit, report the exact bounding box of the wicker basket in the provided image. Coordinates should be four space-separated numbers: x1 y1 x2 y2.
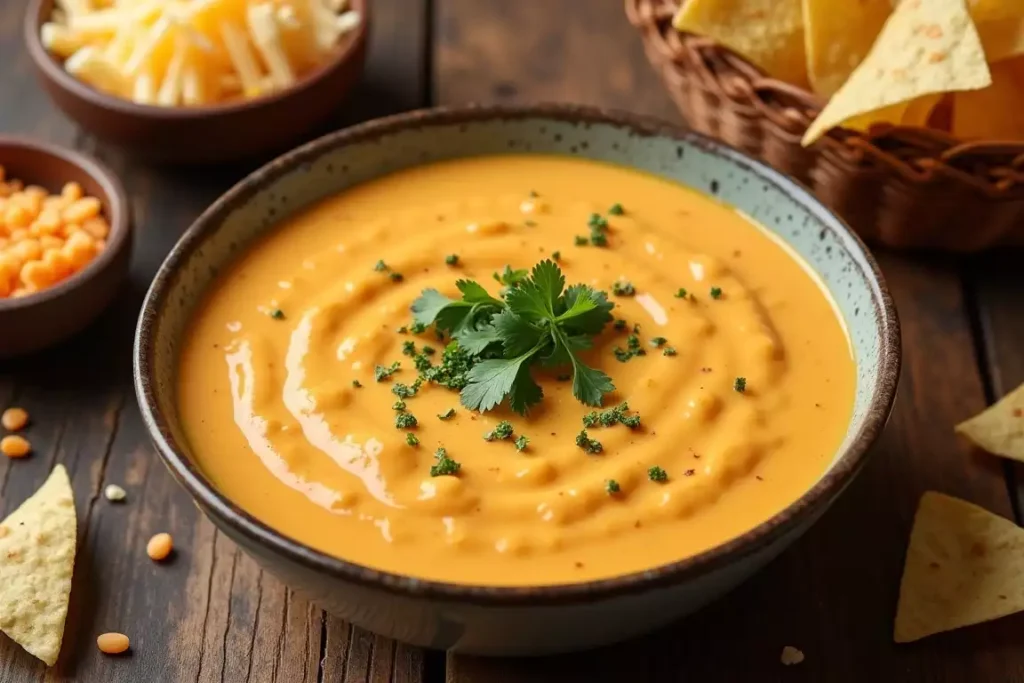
626 0 1024 251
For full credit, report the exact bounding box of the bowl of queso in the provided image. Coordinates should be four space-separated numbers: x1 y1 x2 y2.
135 105 900 655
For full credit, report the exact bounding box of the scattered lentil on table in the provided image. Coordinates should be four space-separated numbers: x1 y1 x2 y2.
1 407 28 431
146 533 173 561
96 632 130 655
0 435 31 459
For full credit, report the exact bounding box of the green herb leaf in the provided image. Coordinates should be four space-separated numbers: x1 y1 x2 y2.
514 435 529 451
507 361 544 414
484 420 514 441
575 429 603 454
648 466 668 482
710 287 723 299
391 383 419 399
734 377 747 392
612 280 635 297
456 324 503 355
413 260 615 414
493 265 529 289
558 285 613 336
374 362 400 382
457 280 500 305
411 289 457 326
492 309 544 357
461 353 537 413
605 479 620 494
269 308 285 320
608 203 624 216
430 448 460 477
406 433 420 446
445 254 459 266
395 412 417 429
351 379 362 388
438 408 456 420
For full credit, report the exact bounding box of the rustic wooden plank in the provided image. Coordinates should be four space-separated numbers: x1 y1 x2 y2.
969 253 1024 518
0 0 432 681
435 1 1024 681
434 0 677 121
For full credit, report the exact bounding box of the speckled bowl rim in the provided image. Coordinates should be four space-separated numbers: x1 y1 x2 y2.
24 0 370 119
0 136 130 312
135 103 901 606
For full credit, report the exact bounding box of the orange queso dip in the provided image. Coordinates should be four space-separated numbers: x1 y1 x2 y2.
179 155 855 586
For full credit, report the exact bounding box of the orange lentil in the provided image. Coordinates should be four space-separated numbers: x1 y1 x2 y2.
96 632 130 654
1 435 31 458
146 533 173 561
1 407 28 431
61 181 83 202
0 174 109 299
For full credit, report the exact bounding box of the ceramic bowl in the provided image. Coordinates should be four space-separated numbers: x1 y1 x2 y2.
0 137 131 357
134 105 900 656
25 0 370 164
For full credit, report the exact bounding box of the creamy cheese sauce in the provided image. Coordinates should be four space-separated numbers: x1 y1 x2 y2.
178 155 855 585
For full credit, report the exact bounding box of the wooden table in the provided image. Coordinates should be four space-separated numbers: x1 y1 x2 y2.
2 1 1023 681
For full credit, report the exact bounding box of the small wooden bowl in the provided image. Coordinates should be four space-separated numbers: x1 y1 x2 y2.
24 0 370 165
0 137 131 357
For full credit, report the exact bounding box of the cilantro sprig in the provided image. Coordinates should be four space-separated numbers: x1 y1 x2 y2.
411 260 615 414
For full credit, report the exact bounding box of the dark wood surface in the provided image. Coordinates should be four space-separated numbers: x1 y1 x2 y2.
0 1 1022 681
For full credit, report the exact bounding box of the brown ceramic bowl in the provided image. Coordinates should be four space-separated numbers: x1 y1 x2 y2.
0 137 131 357
135 105 901 656
24 0 370 164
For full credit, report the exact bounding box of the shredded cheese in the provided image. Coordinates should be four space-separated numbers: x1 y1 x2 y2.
42 0 361 107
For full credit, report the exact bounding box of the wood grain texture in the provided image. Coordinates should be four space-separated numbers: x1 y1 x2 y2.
434 0 677 121
0 0 432 681
434 1 1024 681
969 253 1024 519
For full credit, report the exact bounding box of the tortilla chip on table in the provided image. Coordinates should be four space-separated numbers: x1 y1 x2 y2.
955 381 1024 460
0 465 77 666
895 492 1024 642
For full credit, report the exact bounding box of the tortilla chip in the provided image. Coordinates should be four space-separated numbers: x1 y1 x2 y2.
802 0 992 146
803 0 893 97
673 0 808 87
955 381 1024 459
0 465 76 666
895 492 1024 642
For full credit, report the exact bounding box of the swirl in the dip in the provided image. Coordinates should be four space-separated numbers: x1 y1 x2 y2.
179 156 855 585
